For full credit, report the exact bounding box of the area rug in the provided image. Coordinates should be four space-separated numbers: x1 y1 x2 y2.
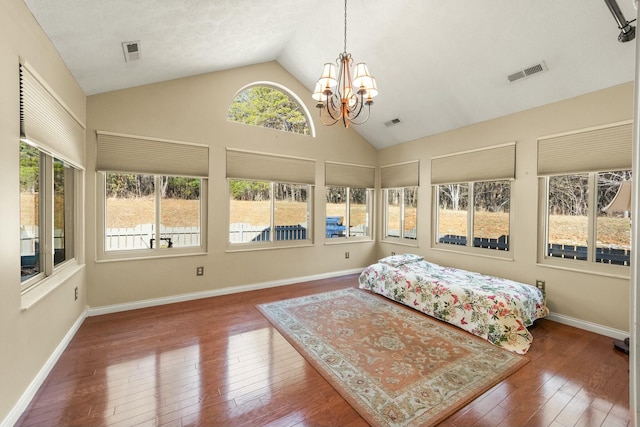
257 287 528 427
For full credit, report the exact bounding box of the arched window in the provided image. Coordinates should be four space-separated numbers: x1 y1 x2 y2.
227 82 315 137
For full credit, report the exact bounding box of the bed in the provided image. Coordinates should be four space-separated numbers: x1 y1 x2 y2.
358 254 549 354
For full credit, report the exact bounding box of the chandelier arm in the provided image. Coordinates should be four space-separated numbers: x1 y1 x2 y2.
325 94 342 121
318 106 341 126
344 92 366 124
347 96 365 122
347 103 371 126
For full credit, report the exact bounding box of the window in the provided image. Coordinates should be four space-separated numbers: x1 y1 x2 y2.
381 161 420 243
20 142 42 283
96 132 209 259
103 173 203 252
19 62 85 292
538 121 632 271
228 180 311 245
432 143 516 253
54 158 75 265
437 183 468 246
545 171 631 266
226 150 315 249
228 83 313 136
384 187 418 240
324 161 374 240
597 172 631 261
20 141 78 289
325 187 373 239
436 180 510 251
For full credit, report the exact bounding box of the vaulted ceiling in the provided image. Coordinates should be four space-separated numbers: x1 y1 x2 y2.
24 0 638 149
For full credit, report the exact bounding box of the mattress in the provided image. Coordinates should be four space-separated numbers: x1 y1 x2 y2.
358 254 549 354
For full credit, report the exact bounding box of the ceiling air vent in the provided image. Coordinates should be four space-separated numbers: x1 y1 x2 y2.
507 61 547 83
384 118 401 127
122 41 141 62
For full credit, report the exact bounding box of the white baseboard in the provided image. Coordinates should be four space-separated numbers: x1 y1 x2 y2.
1 310 87 427
547 312 629 340
87 268 364 317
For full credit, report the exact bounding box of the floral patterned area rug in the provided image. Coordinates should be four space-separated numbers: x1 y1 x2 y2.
257 287 528 427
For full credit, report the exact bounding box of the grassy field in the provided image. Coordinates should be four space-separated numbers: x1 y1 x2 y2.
437 208 630 248
20 195 631 247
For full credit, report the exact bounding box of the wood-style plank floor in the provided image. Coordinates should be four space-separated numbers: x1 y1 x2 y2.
15 274 630 427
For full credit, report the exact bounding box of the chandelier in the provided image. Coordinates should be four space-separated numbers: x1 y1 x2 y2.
312 0 379 127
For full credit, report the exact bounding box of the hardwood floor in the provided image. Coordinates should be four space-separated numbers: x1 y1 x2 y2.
15 274 630 427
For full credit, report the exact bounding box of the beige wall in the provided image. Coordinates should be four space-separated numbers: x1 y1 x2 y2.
377 82 634 332
0 0 87 423
85 61 379 308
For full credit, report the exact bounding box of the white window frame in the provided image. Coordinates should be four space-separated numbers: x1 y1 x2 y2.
538 171 630 277
21 141 81 293
324 186 374 241
433 180 512 257
382 187 418 244
536 121 632 277
227 180 313 250
96 172 208 261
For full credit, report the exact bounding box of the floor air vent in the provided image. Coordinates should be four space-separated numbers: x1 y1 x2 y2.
507 61 547 83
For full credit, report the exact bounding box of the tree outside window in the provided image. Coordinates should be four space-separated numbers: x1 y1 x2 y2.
228 85 310 135
546 170 631 266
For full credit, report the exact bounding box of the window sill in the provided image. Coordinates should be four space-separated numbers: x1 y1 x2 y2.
431 243 514 261
21 262 85 311
536 258 630 280
380 238 419 248
324 237 374 245
226 242 314 253
96 249 207 263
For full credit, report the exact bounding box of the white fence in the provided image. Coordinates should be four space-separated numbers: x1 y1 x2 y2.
21 226 67 255
386 228 417 239
229 223 269 243
23 222 369 253
106 224 200 250
20 226 39 255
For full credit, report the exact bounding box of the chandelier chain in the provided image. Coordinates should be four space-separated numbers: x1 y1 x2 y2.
343 0 348 54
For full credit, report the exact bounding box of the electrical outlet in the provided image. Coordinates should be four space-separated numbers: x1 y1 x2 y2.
391 252 396 256
196 266 204 276
535 280 545 293
345 251 350 259
74 286 78 301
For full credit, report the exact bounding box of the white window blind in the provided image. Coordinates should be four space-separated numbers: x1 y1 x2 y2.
380 161 419 188
96 131 209 177
431 142 516 185
226 149 315 184
325 161 375 188
537 121 632 175
19 62 86 167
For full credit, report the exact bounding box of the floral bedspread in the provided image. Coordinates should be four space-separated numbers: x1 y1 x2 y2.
358 254 549 354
